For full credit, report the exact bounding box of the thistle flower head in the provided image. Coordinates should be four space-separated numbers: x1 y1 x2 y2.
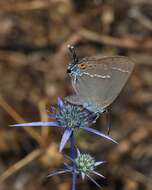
54 98 98 130
10 97 117 152
75 153 95 172
48 149 106 189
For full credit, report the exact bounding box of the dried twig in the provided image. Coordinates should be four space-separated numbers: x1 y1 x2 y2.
0 149 42 182
79 28 152 50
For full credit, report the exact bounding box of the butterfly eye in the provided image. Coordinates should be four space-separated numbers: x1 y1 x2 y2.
78 63 87 69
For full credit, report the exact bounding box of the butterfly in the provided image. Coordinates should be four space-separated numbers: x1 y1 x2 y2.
66 45 135 114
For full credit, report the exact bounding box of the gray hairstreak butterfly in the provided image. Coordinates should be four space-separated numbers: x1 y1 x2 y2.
66 45 135 114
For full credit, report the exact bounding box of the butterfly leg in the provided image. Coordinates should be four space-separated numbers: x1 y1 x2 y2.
105 107 111 135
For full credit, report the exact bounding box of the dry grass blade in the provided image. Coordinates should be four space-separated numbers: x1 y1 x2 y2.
108 122 152 163
0 95 43 146
129 7 152 31
38 99 49 142
0 51 29 66
0 149 42 182
0 0 51 12
122 166 152 186
130 0 152 5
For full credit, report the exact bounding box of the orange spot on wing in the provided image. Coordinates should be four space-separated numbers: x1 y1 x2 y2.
78 63 87 69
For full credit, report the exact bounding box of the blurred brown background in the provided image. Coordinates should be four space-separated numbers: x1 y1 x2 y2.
0 0 151 190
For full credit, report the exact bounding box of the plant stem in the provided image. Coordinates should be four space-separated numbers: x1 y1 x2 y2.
72 172 76 190
70 132 75 159
70 132 76 190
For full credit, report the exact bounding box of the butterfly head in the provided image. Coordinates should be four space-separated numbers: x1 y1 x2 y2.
67 45 82 77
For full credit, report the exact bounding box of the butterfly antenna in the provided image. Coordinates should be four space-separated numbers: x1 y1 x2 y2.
68 45 79 64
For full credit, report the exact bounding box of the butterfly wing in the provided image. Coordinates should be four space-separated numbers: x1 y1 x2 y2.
72 56 134 110
65 95 83 106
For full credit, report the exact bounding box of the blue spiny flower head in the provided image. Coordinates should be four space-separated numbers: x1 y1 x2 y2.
75 153 95 173
55 99 97 130
74 149 106 184
10 97 117 152
48 148 106 189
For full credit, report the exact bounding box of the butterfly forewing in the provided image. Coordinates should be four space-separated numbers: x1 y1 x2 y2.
79 56 134 76
72 56 134 110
